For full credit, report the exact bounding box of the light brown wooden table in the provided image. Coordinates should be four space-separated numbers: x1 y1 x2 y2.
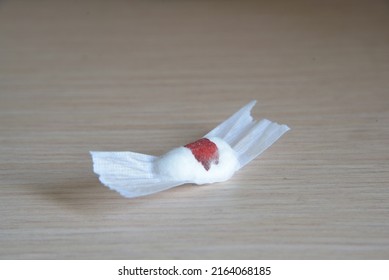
1 0 388 259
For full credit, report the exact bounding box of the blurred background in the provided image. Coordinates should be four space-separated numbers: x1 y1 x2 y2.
0 0 388 259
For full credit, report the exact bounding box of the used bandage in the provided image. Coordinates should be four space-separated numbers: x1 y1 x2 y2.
90 101 290 198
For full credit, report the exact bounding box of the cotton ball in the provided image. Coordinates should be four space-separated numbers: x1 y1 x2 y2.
155 137 240 185
155 147 202 182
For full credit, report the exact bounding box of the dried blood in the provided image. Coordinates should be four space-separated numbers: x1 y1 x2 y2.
184 138 219 171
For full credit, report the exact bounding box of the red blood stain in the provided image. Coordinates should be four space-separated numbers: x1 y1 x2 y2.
184 138 219 171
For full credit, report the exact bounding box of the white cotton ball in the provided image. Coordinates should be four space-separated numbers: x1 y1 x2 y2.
155 137 240 185
155 147 200 182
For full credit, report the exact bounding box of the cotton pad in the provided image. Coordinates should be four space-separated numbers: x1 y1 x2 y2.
91 101 290 198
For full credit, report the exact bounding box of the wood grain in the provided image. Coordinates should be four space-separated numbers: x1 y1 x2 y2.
1 0 388 259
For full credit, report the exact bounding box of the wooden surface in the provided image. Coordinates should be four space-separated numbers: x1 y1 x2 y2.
1 0 388 259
